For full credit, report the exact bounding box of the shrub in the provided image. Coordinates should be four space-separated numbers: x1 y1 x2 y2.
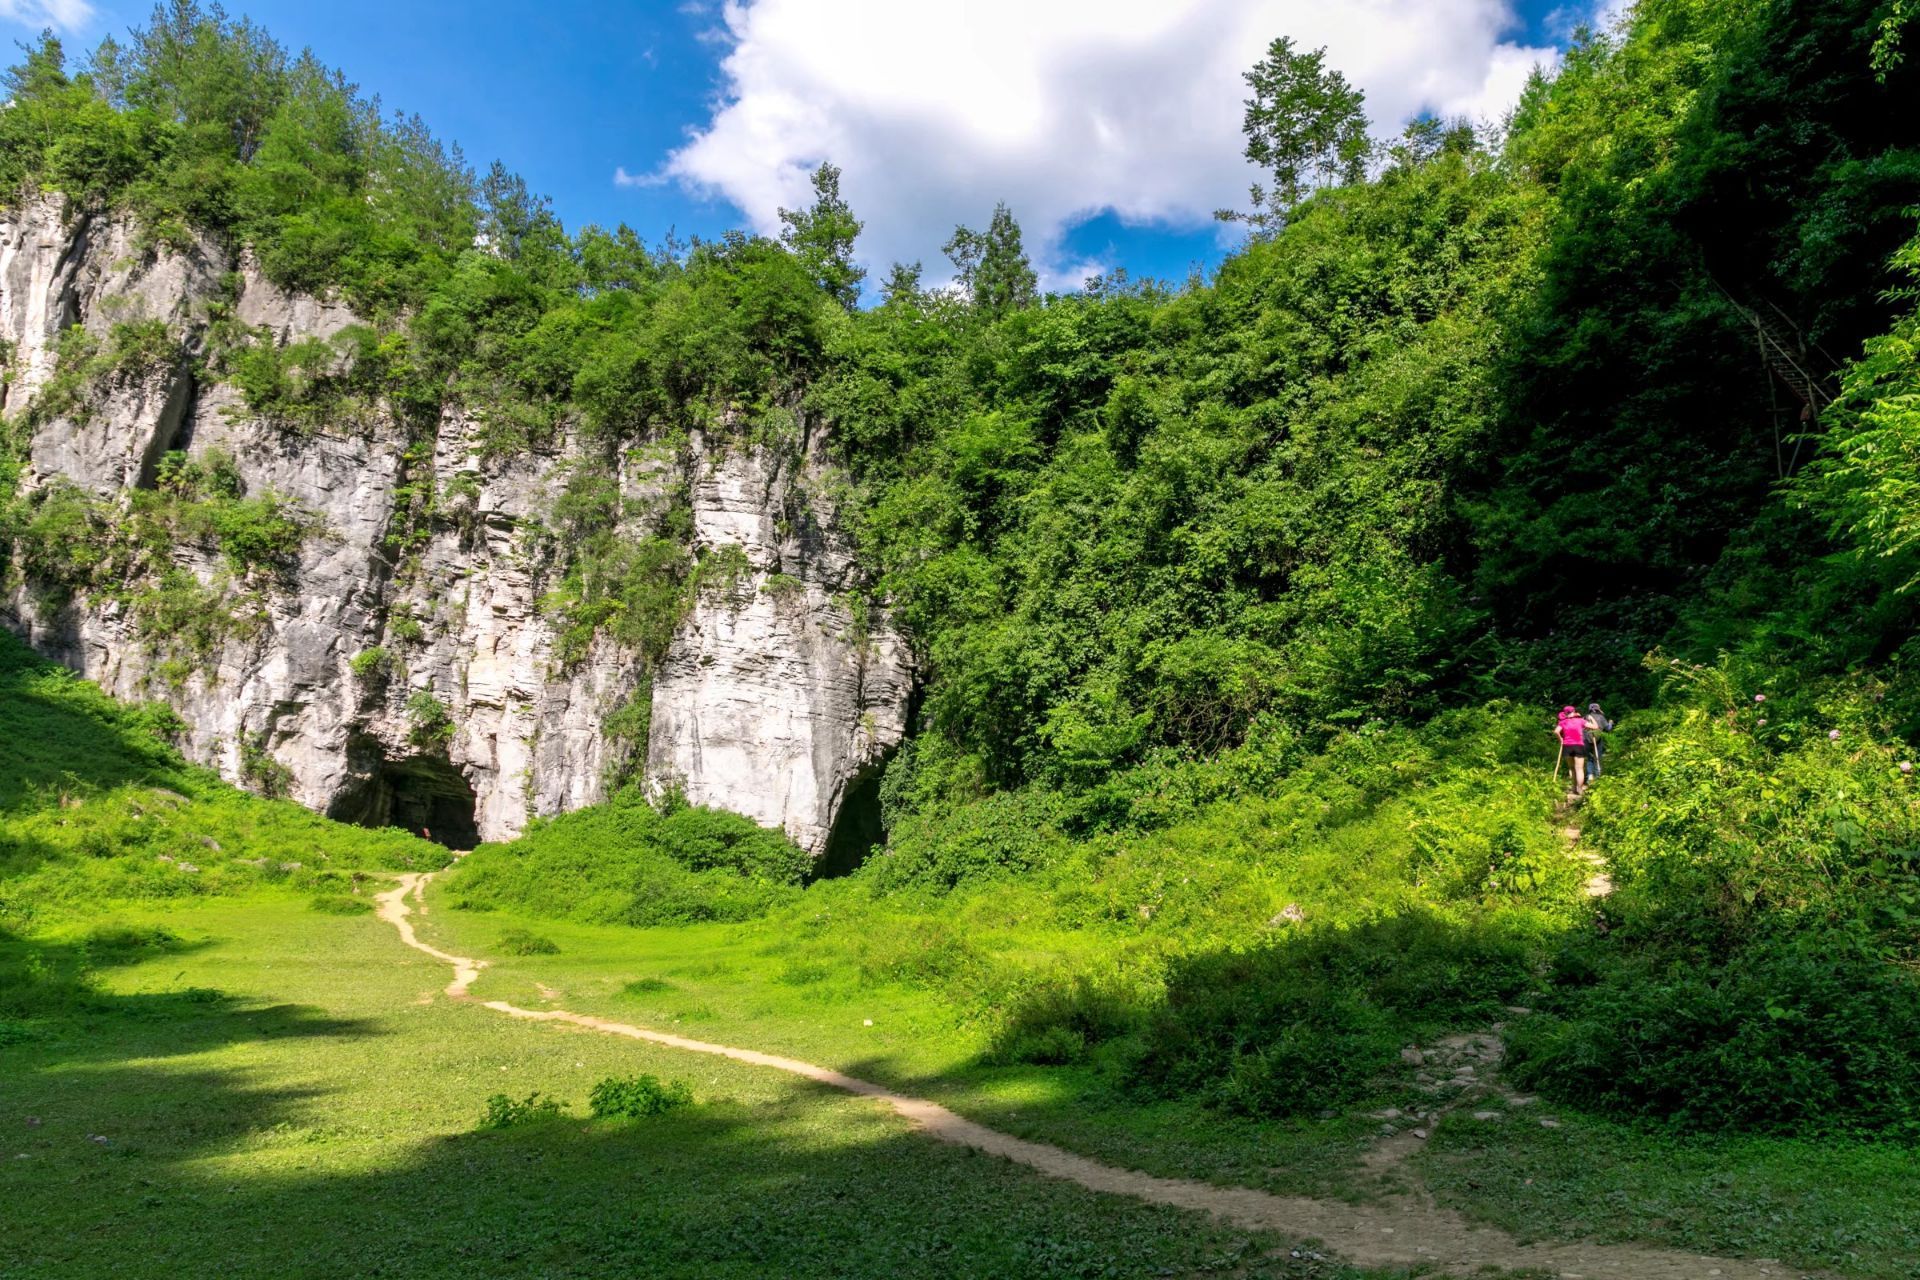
238 738 295 799
309 893 371 915
406 691 455 747
348 647 391 680
1508 933 1920 1138
1124 911 1540 1116
495 928 559 956
478 1091 566 1129
589 1073 693 1119
866 786 1070 891
449 787 809 927
986 971 1142 1066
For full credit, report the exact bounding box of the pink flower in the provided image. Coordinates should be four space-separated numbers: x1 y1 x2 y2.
1829 729 1842 741
1754 694 1767 703
1757 718 1767 726
1901 762 1914 775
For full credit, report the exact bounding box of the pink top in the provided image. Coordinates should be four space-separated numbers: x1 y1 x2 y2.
1558 711 1586 746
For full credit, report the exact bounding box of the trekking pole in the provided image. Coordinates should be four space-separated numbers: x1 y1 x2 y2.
1554 742 1564 779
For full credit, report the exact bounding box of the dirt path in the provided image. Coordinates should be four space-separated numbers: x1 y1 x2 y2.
376 873 1809 1279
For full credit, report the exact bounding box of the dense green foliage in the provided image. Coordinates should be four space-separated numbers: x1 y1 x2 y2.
588 1072 695 1119
449 788 812 925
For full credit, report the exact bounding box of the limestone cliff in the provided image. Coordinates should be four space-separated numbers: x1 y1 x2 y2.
0 195 911 854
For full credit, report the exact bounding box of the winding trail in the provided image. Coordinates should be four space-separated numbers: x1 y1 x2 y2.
376 872 1808 1279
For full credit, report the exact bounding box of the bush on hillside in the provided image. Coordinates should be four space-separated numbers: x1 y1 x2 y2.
1586 658 1920 954
1122 911 1542 1116
1508 934 1920 1139
448 787 808 926
1502 658 1920 1138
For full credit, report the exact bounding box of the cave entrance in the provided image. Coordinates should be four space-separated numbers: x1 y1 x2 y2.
813 763 887 879
329 743 479 850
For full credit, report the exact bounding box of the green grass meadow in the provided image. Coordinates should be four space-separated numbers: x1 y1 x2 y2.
2 897 1382 1280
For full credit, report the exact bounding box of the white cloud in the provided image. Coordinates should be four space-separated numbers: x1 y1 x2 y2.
0 0 95 32
656 0 1561 289
614 166 663 189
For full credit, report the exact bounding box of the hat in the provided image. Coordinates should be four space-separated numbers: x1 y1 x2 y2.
1587 702 1602 712
1561 705 1577 716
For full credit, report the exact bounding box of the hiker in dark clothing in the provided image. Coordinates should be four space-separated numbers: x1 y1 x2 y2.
1583 703 1614 779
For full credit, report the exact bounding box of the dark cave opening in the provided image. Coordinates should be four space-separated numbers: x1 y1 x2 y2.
813 763 888 879
328 742 479 850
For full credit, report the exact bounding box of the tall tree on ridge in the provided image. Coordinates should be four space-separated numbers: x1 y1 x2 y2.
1217 36 1371 235
944 201 1037 316
779 160 866 310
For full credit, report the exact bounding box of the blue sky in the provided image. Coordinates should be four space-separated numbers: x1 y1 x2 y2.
15 0 1610 293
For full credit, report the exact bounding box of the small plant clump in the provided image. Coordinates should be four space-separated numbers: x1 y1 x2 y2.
494 928 559 956
348 647 391 681
588 1073 693 1119
405 691 454 748
478 1091 567 1130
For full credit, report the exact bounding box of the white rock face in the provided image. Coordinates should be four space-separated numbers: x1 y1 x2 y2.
0 196 911 854
649 430 913 856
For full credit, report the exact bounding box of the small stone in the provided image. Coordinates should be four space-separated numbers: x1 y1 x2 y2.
1472 1110 1500 1121
177 862 200 874
87 1134 109 1146
1507 1095 1538 1107
862 1019 873 1027
1370 1108 1403 1120
1539 1118 1562 1129
198 836 221 851
1410 1128 1428 1140
1400 1047 1424 1066
24 1117 40 1128
1503 1005 1532 1016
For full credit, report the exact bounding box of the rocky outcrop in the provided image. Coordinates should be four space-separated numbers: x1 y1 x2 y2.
0 195 911 854
649 430 913 856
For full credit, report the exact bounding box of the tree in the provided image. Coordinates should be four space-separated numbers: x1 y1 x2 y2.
944 202 1037 315
778 160 865 310
1384 115 1477 174
879 260 923 306
478 160 569 280
1217 37 1371 234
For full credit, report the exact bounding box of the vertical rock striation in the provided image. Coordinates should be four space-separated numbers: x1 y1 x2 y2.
648 428 913 856
0 196 911 854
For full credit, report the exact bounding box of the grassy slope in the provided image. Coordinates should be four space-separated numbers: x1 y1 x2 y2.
0 635 441 929
0 637 1373 1277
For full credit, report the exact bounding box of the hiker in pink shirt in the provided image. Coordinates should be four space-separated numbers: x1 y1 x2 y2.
1557 705 1590 795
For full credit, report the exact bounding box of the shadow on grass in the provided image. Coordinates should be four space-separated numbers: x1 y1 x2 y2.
0 923 379 1074
0 1079 1384 1280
